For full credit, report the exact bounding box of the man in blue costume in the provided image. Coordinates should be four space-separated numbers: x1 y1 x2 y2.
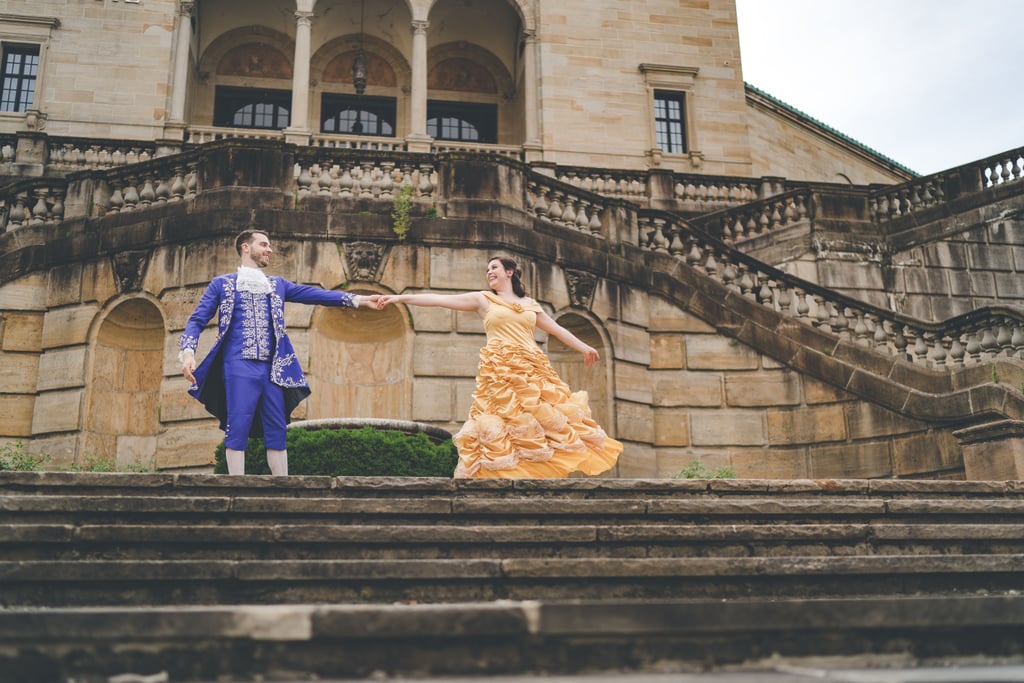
179 229 380 475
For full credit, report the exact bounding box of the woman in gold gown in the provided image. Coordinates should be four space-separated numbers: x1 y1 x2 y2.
379 257 623 478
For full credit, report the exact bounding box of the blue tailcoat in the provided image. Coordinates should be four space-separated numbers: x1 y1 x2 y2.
180 273 357 437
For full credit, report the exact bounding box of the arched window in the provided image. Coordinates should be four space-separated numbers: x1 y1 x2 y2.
213 86 290 129
321 94 396 136
427 100 496 142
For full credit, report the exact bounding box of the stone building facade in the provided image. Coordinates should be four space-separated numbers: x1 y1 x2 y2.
1 0 1023 478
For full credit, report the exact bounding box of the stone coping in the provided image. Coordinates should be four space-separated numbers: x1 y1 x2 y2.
3 595 1023 641
1 471 1022 496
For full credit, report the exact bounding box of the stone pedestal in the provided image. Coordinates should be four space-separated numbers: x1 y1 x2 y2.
953 420 1024 480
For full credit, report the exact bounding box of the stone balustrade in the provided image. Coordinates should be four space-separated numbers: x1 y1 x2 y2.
310 133 408 152
3 138 1024 375
47 137 158 172
184 125 283 146
0 180 67 230
870 145 1024 224
686 188 813 243
525 176 609 238
292 148 438 201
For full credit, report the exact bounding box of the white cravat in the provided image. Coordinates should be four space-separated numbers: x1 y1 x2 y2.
236 265 272 294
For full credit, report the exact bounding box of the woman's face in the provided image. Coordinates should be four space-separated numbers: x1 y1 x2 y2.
486 259 512 289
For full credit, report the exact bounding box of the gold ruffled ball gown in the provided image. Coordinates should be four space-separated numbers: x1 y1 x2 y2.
453 292 623 478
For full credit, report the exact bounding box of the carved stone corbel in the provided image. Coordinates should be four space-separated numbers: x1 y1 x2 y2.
565 269 598 310
111 250 149 293
342 241 385 282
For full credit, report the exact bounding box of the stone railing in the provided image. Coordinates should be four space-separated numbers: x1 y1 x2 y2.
686 188 814 243
4 138 1024 375
291 148 438 201
184 125 282 146
637 204 1024 369
550 165 795 211
0 178 68 230
310 133 408 152
870 145 1024 224
47 136 159 172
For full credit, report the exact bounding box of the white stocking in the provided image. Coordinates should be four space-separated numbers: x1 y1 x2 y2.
225 448 245 476
267 449 288 476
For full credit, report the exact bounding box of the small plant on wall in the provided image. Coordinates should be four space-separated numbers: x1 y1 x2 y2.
391 183 415 241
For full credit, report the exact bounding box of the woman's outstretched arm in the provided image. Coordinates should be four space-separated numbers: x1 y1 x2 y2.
535 311 601 366
379 291 488 314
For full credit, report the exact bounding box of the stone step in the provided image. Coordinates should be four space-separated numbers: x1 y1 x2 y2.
4 554 1024 607
4 522 1024 561
5 493 1024 524
4 596 1024 681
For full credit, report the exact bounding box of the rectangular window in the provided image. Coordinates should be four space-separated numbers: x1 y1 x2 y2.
213 86 291 130
653 90 686 154
321 94 396 136
427 100 497 143
0 44 39 113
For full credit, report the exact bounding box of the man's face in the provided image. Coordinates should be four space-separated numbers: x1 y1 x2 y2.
244 233 272 268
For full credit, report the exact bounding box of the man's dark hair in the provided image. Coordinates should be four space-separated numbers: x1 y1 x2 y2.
235 229 266 255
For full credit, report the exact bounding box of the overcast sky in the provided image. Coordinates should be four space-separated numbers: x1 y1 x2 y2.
734 0 1024 176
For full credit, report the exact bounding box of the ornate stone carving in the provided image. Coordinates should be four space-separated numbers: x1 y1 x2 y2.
343 241 385 282
111 250 149 293
565 269 597 310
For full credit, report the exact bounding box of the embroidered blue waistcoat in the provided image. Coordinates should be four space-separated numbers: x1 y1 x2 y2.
179 273 358 433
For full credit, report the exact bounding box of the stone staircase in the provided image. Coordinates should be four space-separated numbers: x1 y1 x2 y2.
3 471 1024 681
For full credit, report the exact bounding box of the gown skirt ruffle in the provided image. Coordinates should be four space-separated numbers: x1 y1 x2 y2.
452 340 623 478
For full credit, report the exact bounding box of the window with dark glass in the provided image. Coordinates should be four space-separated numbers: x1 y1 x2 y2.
213 86 290 129
321 94 396 136
653 90 687 154
427 101 497 143
1 45 39 113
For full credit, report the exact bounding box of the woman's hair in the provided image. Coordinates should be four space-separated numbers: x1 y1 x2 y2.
489 256 527 298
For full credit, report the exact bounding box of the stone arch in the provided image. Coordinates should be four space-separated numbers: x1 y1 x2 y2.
192 26 296 126
305 294 411 421
82 296 165 470
546 311 615 437
312 34 411 88
428 42 514 101
421 0 533 31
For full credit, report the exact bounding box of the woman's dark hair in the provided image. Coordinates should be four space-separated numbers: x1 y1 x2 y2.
489 256 527 298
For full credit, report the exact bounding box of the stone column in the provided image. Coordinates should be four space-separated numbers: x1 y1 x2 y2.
521 29 542 162
284 3 315 145
161 0 195 145
405 19 432 153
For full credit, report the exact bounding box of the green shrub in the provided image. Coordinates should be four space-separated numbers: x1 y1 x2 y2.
674 460 736 480
214 426 458 476
0 440 49 471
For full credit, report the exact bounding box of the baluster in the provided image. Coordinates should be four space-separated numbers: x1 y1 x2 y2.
121 178 140 211
154 175 171 204
651 218 669 252
965 331 983 365
758 205 770 233
532 186 548 218
777 283 791 314
638 216 654 251
769 201 783 229
296 166 313 198
928 333 948 367
834 306 851 341
318 164 333 195
685 237 702 268
185 165 198 199
668 223 686 256
51 191 64 222
360 162 375 198
721 262 738 292
30 191 49 224
139 177 156 207
912 329 930 365
757 273 772 306
853 312 870 346
812 295 831 332
980 325 999 359
795 288 810 321
546 191 564 223
869 315 888 352
576 200 591 231
703 247 719 280
588 204 602 235
893 325 909 361
1012 323 1024 359
108 185 124 214
996 323 1013 356
417 163 434 197
561 196 577 228
948 335 966 367
736 264 754 298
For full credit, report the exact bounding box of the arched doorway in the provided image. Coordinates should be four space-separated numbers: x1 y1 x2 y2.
84 298 164 469
547 312 614 434
306 298 409 419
